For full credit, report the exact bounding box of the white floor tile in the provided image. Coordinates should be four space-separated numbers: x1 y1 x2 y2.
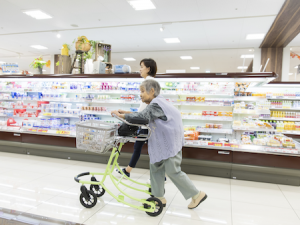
187 174 231 201
159 214 229 225
27 195 106 224
232 201 300 225
231 179 291 208
85 204 165 225
278 184 300 210
0 188 55 212
167 191 231 224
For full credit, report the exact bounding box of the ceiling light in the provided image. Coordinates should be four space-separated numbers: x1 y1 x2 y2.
180 56 192 60
23 10 52 20
289 73 293 75
127 0 156 10
246 34 265 40
31 45 48 49
295 66 299 68
205 70 210 73
249 49 254 52
164 38 180 43
123 58 136 61
56 33 61 38
166 70 186 73
290 48 293 50
237 66 248 69
190 67 200 70
241 55 254 58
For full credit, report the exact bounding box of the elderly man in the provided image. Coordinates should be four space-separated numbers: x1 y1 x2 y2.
111 79 207 209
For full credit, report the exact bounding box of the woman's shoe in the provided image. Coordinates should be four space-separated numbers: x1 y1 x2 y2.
188 191 207 209
114 168 130 179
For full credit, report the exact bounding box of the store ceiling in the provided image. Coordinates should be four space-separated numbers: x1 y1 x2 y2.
0 0 291 73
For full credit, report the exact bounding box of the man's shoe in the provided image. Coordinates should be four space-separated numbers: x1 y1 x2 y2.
188 191 207 209
114 168 130 179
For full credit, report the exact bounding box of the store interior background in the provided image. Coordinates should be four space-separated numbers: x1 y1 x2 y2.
0 0 300 80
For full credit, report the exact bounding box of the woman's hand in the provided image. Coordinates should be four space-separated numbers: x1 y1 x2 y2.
111 110 125 119
118 109 126 114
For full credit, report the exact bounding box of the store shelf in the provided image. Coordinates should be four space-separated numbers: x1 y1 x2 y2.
174 103 233 107
234 97 267 101
0 107 40 110
182 117 232 121
268 97 300 100
282 131 300 135
0 98 91 103
39 114 79 118
196 128 233 134
184 141 299 155
233 110 270 115
81 111 111 116
269 107 300 111
161 92 233 96
258 117 300 121
233 127 275 132
91 100 140 104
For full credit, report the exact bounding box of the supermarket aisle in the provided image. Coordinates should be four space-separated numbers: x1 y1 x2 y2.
0 152 300 225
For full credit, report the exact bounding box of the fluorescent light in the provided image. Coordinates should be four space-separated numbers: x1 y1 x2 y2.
0 61 5 64
166 70 185 73
180 56 192 60
23 10 52 20
190 67 200 70
56 33 61 38
127 0 156 10
123 58 136 61
241 55 254 58
246 34 265 40
295 66 299 68
164 38 180 43
205 70 210 73
249 49 254 52
237 66 248 69
31 45 48 50
289 73 293 75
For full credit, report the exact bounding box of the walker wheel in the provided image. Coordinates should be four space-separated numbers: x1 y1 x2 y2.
90 184 105 197
143 197 163 217
79 190 97 208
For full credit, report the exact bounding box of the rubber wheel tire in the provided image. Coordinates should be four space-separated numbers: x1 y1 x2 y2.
143 197 163 217
149 188 165 197
79 190 97 208
90 184 105 197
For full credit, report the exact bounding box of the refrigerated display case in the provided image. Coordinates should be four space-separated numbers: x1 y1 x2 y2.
1 73 300 185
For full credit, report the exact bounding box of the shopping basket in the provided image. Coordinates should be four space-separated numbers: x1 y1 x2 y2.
74 115 164 217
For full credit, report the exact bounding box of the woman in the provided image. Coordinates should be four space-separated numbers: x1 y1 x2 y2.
111 79 207 209
114 58 166 184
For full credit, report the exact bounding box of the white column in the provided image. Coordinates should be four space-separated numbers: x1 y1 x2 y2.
50 54 55 74
281 47 290 81
252 48 261 72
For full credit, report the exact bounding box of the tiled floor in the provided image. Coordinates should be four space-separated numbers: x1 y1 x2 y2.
0 152 300 225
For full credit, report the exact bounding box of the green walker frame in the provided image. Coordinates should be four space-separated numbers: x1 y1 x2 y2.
74 118 163 217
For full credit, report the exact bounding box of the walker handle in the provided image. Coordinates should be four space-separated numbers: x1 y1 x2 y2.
112 113 151 142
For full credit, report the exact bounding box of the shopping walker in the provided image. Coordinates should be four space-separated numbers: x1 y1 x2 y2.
74 115 164 217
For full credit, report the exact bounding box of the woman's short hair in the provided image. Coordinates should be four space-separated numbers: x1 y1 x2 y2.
140 80 161 97
140 58 157 77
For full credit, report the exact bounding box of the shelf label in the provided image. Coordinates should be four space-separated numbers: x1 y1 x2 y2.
56 130 70 135
214 143 223 147
230 144 239 148
31 129 37 132
43 113 52 116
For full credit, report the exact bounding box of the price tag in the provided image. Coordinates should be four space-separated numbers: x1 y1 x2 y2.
42 130 48 133
224 143 231 147
214 143 223 147
230 144 239 148
208 142 214 146
31 129 37 132
37 129 43 132
43 113 52 116
61 131 70 135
